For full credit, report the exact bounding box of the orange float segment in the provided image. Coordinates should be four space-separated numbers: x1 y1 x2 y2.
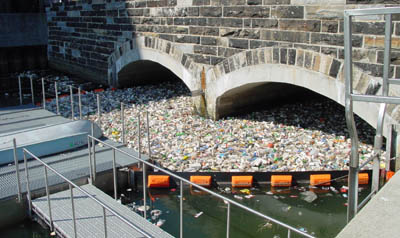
190 176 212 187
310 174 331 186
386 171 395 181
358 173 369 185
232 176 253 188
271 175 292 187
147 175 170 188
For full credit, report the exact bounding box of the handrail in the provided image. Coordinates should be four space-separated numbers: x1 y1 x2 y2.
87 135 315 238
22 148 153 238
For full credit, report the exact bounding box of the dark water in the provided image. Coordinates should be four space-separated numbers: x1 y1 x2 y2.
0 219 51 238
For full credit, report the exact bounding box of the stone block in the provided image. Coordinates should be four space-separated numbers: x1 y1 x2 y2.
321 20 339 33
288 48 296 65
200 7 222 17
229 38 249 49
190 26 219 36
258 49 265 64
251 19 278 28
296 49 304 67
174 35 200 43
246 50 254 66
248 0 262 5
329 59 341 78
228 57 236 71
305 5 345 20
312 53 320 71
311 33 362 47
262 30 310 44
377 50 400 65
218 47 242 57
223 59 230 73
193 0 211 5
223 6 270 18
211 0 246 6
194 45 218 55
304 51 313 69
279 19 321 32
271 6 304 19
221 18 243 27
273 48 279 63
264 48 273 63
263 0 290 4
249 40 278 49
201 37 217 45
280 48 287 64
321 46 338 58
211 56 224 65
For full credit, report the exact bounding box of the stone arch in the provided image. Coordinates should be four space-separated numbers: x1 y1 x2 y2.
107 35 202 92
206 47 400 136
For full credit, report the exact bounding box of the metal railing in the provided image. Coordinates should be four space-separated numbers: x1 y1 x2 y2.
87 134 314 238
22 148 153 238
344 7 400 222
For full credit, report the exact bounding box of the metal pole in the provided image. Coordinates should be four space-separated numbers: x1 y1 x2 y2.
142 161 147 219
30 76 34 105
288 229 291 238
23 150 32 217
78 87 82 119
91 123 96 182
138 113 141 169
226 201 231 238
344 13 359 223
121 103 125 144
70 184 77 238
88 137 93 184
103 207 108 238
13 139 22 202
18 76 22 105
70 86 74 120
97 94 101 123
42 78 46 109
146 111 151 159
112 148 117 200
55 82 59 115
180 180 183 238
44 166 53 231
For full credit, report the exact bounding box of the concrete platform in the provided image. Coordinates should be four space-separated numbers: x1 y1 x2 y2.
337 172 400 237
32 184 173 238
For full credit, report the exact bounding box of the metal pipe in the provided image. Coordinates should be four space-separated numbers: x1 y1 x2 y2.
288 229 291 238
70 86 74 120
30 76 34 105
70 184 77 238
358 191 376 210
44 166 53 231
87 135 314 238
13 139 22 202
226 202 230 238
138 113 141 160
103 207 108 238
180 180 183 238
88 137 93 184
24 148 153 238
91 123 96 182
142 162 147 219
112 148 117 200
23 150 32 217
55 82 59 115
78 87 82 119
18 76 22 105
146 111 151 159
42 78 46 109
97 94 101 123
121 103 125 145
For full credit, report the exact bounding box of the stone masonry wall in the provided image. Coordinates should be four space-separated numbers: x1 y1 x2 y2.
46 0 400 84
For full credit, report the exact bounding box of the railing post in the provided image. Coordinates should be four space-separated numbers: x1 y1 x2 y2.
180 180 183 238
18 76 22 105
103 207 108 238
142 161 147 219
288 229 291 238
121 103 125 144
42 78 46 110
146 111 151 159
97 94 101 124
70 86 74 120
44 166 53 231
138 113 141 168
23 150 32 218
30 76 34 105
70 184 77 238
88 137 93 184
226 201 230 238
13 139 22 202
112 148 117 200
78 87 82 120
54 82 59 115
91 123 96 182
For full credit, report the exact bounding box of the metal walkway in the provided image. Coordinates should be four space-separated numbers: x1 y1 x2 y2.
32 184 173 238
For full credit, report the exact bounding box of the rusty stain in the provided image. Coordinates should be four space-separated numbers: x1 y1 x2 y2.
201 67 206 91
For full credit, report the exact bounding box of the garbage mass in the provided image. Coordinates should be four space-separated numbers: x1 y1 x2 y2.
33 72 385 173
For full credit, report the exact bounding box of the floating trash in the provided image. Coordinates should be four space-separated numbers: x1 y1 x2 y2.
300 191 318 203
194 211 203 218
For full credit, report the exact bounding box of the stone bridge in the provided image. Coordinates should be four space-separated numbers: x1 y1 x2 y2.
46 0 400 135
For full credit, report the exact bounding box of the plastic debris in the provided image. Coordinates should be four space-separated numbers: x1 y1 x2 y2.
137 205 150 212
240 189 251 195
245 195 255 199
300 191 318 203
150 209 162 220
156 219 166 227
194 211 204 218
234 195 243 200
266 191 273 195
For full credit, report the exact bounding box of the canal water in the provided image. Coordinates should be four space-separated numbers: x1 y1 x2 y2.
0 183 370 238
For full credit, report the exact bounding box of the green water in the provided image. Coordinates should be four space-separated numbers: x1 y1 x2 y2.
0 184 369 238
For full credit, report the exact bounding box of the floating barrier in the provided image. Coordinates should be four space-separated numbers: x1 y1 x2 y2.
232 176 253 188
386 171 395 181
271 175 292 187
190 176 212 187
310 174 331 186
148 175 170 188
358 173 369 185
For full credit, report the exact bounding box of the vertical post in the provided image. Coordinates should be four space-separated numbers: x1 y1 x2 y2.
70 184 77 238
121 103 126 144
103 207 108 238
13 139 22 202
44 166 53 231
78 87 82 119
287 229 291 238
18 76 22 105
146 111 151 159
42 78 46 109
54 82 59 115
112 148 117 200
91 123 96 182
226 201 230 238
23 150 32 217
88 137 93 184
70 86 74 120
180 180 183 238
138 113 141 168
30 76 34 105
142 162 147 219
97 94 101 124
